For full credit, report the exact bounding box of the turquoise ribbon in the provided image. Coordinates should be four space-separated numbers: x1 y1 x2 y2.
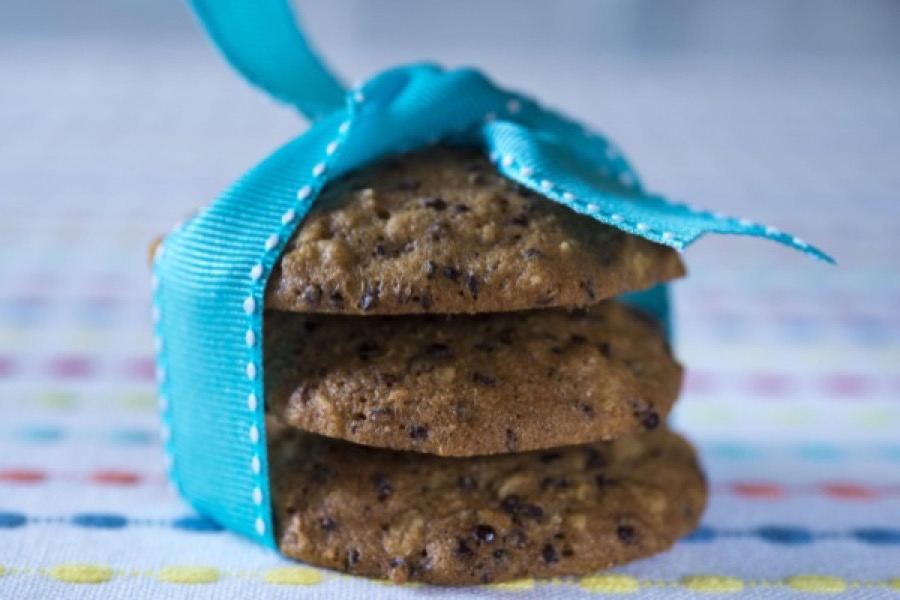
155 0 833 549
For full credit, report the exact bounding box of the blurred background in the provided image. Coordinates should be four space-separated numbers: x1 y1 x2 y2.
0 1 899 597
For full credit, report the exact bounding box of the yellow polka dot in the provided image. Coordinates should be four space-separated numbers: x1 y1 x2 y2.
49 563 114 584
488 578 535 591
158 566 220 584
887 578 900 590
122 392 157 411
784 575 847 593
682 575 744 593
0 565 5 577
580 573 641 593
264 567 324 585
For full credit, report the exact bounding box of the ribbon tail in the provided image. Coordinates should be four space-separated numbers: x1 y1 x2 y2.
189 0 346 120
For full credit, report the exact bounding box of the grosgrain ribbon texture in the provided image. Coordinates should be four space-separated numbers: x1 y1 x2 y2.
154 0 833 550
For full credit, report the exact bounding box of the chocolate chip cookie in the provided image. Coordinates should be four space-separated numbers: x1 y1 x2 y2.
266 145 684 315
270 425 706 585
264 300 681 456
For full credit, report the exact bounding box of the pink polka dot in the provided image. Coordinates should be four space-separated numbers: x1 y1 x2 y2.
47 356 94 378
122 357 155 381
0 469 46 483
821 374 874 398
744 373 795 397
91 471 142 485
731 482 784 499
822 483 876 500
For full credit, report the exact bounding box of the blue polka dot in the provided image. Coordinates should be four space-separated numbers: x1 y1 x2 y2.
796 443 843 461
0 512 27 528
172 516 223 532
882 445 900 461
16 426 63 443
682 526 717 542
107 429 156 444
756 525 814 545
853 528 900 545
71 513 128 529
704 442 760 461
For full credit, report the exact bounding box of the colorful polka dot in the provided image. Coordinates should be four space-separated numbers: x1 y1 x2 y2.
0 512 27 528
784 575 847 593
71 513 128 529
264 567 324 585
0 469 45 483
731 482 784 499
90 470 141 485
681 575 744 593
49 563 114 584
487 578 535 591
16 426 63 443
580 573 640 593
158 565 220 584
683 525 717 542
853 527 900 545
822 483 876 500
172 515 223 532
755 525 814 545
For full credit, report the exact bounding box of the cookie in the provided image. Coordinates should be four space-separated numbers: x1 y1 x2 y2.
264 300 682 456
270 425 706 585
266 145 685 315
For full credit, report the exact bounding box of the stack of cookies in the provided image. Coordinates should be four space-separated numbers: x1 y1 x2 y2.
263 146 707 585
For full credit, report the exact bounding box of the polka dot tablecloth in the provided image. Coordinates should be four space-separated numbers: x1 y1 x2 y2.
2 4 900 598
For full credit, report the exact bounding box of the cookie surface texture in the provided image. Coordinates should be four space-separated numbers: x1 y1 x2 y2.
266 145 685 315
264 300 682 456
270 427 706 585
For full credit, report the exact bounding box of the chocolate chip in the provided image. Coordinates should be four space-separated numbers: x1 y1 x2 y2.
442 266 460 281
541 544 559 564
523 248 543 259
581 403 595 418
346 549 360 567
426 343 450 358
509 214 530 227
424 260 437 278
505 429 518 452
455 204 471 212
311 464 330 484
500 496 543 521
496 329 515 345
540 452 562 462
466 274 479 299
373 475 392 501
455 539 473 557
396 179 419 191
617 525 635 545
595 473 613 487
454 476 477 492
374 243 386 257
580 281 596 301
301 284 322 305
474 524 496 543
358 287 379 311
540 477 571 491
597 342 611 358
472 372 496 386
420 294 434 310
423 197 447 211
640 410 660 430
329 291 344 307
356 341 381 361
320 517 336 531
408 425 428 440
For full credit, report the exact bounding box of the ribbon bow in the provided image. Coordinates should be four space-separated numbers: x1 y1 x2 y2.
152 0 832 549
